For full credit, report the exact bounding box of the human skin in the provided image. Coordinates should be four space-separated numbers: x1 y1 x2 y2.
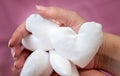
8 6 120 76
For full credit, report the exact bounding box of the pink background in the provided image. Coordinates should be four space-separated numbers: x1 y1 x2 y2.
0 0 120 76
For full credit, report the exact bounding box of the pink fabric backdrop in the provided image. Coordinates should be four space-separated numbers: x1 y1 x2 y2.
0 0 120 76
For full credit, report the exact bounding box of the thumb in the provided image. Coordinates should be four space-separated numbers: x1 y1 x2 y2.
35 5 86 28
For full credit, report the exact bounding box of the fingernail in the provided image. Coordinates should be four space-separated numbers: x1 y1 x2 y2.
8 39 12 48
11 48 15 58
35 5 47 11
8 39 16 48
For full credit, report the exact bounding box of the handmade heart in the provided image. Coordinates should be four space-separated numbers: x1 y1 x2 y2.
50 22 103 68
23 14 59 51
21 14 103 76
20 49 53 76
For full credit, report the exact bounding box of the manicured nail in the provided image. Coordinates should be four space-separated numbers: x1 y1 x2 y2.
35 5 47 11
11 48 15 58
8 39 12 48
8 39 16 48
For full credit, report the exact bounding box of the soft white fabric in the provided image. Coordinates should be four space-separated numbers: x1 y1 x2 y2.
20 49 53 76
21 14 103 76
50 50 72 76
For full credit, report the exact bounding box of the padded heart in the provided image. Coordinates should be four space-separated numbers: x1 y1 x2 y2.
50 22 103 68
22 35 41 51
49 50 79 76
20 49 53 76
23 14 103 68
25 14 59 51
50 50 72 76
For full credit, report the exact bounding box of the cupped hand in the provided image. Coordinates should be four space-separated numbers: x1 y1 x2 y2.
9 6 107 76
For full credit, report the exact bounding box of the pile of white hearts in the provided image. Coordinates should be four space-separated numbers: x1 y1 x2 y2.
20 14 103 76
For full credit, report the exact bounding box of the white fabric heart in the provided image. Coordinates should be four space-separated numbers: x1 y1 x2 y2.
21 14 103 76
22 35 40 51
50 50 72 76
24 14 59 51
49 50 79 76
20 49 53 76
50 22 103 68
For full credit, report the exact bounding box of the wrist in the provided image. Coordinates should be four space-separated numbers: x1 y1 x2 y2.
94 32 120 76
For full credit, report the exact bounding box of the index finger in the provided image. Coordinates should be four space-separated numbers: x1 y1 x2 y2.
8 22 30 48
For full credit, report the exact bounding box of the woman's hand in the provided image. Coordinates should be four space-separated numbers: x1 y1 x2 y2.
9 6 120 76
8 22 32 76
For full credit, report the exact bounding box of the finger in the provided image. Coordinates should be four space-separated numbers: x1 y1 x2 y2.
36 5 86 28
8 22 30 48
11 45 21 60
79 69 106 76
14 49 32 69
36 5 68 25
13 49 32 75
